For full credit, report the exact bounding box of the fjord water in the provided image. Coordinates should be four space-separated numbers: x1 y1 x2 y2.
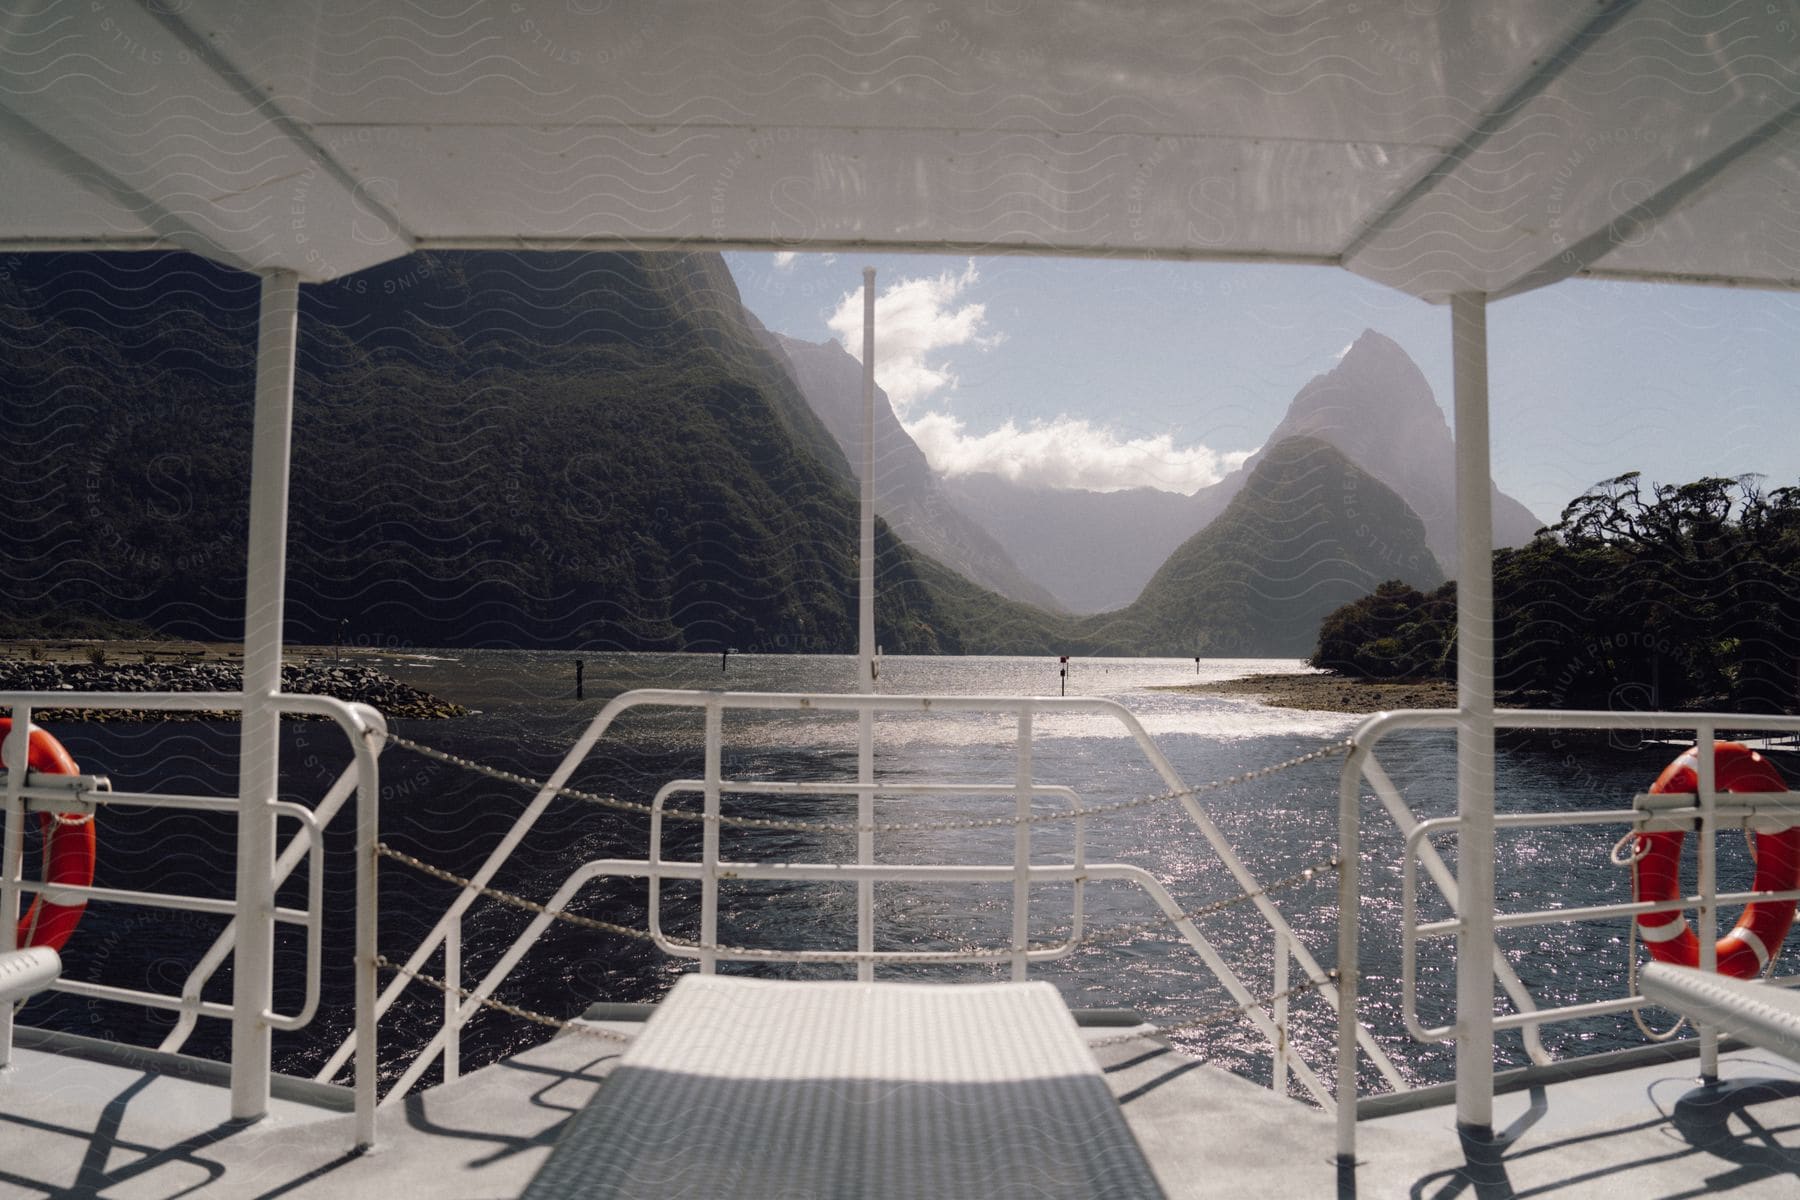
36 653 1713 1097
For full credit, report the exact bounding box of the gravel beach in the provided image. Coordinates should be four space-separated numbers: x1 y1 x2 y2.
1162 671 1459 714
0 641 466 721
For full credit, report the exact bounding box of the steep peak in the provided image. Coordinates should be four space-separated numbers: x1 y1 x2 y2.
1240 329 1542 572
1341 327 1408 364
1282 328 1445 434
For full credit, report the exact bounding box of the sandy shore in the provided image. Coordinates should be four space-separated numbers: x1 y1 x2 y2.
1163 671 1458 714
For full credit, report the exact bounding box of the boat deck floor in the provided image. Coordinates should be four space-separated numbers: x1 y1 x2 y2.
0 1019 631 1199
1097 1035 1800 1198
3 1021 1798 1198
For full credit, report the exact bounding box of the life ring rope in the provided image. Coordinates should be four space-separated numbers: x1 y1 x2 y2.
1609 829 1649 867
1624 916 1689 1042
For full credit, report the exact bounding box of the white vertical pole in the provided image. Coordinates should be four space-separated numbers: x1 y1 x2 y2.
859 267 877 682
443 917 461 1082
1013 711 1032 981
857 268 876 982
232 269 299 1122
1273 927 1290 1093
702 696 721 975
1335 760 1361 1163
353 728 380 1149
1 709 32 1068
1694 724 1719 1080
1451 292 1496 1138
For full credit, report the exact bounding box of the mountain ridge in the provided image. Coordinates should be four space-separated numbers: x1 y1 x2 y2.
5 250 1465 663
759 332 1065 612
934 328 1540 611
1075 434 1445 655
940 474 1198 613
1199 330 1543 575
0 249 1066 655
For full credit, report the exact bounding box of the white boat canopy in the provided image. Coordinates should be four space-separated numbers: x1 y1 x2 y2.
3 0 1798 1155
1 0 1795 300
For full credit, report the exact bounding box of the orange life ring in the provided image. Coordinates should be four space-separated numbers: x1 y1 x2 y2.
1 718 96 952
1632 742 1800 979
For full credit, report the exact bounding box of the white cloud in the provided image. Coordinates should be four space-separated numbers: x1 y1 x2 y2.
772 251 798 269
822 259 1241 494
906 411 1252 494
826 261 999 413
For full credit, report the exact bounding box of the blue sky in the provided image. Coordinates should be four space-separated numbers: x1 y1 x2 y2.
725 251 1800 527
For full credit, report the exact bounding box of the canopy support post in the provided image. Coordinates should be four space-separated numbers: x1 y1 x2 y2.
231 269 299 1122
857 267 876 983
1451 292 1497 1140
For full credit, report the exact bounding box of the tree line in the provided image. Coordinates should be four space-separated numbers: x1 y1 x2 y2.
1312 472 1800 713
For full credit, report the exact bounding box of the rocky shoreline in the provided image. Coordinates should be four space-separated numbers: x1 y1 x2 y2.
0 658 467 722
1162 671 1459 714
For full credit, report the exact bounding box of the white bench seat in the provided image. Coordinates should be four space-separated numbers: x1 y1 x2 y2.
1639 962 1800 1062
0 947 59 1005
524 975 1165 1199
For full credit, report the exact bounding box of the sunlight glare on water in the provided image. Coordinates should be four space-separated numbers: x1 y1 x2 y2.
32 650 1760 1101
341 650 1733 1092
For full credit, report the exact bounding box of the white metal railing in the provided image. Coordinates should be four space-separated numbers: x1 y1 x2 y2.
645 777 1092 971
383 854 1350 1103
0 691 386 1149
331 688 1404 1111
14 685 1512 1156
1401 806 1800 1043
157 751 376 1057
1335 707 1800 1160
17 776 326 1030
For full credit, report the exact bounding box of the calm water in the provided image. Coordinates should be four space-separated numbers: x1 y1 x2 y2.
26 652 1764 1099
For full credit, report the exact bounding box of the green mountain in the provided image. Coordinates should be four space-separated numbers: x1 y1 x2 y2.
1074 436 1444 656
765 332 1065 612
0 252 1440 662
0 250 1058 654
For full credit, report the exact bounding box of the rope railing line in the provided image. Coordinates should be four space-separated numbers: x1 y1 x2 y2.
375 844 1339 957
376 843 1026 962
1076 854 1340 945
377 731 1353 836
366 727 1353 1072
375 948 1337 1056
1087 971 1341 1048
376 844 658 942
374 956 633 1043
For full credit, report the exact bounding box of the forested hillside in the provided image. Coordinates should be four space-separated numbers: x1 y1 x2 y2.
0 250 1050 653
3 250 1462 661
1313 473 1800 713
